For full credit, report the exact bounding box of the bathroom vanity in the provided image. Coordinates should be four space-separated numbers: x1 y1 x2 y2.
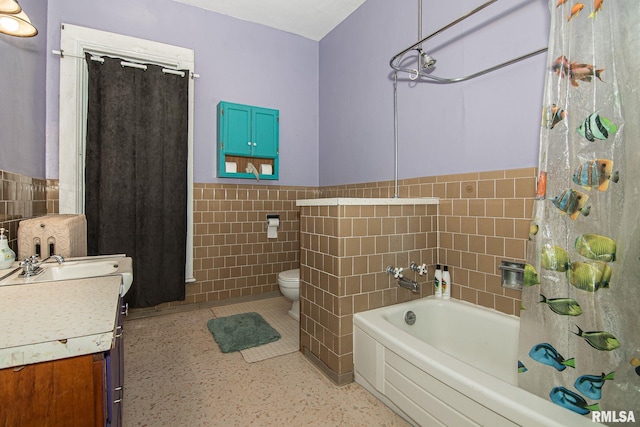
0 271 126 426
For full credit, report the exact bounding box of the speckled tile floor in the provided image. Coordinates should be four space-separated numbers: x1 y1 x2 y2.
123 297 408 426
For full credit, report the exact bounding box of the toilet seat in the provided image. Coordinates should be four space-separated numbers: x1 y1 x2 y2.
278 268 299 286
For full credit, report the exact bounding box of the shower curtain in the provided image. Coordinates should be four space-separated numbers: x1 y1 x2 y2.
518 1 640 422
85 54 189 308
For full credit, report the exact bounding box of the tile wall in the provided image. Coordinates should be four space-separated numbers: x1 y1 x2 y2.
38 179 315 308
0 170 48 253
30 167 535 317
185 184 317 306
299 202 437 384
46 179 59 214
321 167 536 316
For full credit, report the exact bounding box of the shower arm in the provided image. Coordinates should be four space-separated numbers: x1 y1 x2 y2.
389 0 548 83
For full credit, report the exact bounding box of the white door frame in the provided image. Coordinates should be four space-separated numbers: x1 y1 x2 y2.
58 23 195 282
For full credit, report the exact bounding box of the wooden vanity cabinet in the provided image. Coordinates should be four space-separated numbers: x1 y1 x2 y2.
0 354 104 426
0 299 125 427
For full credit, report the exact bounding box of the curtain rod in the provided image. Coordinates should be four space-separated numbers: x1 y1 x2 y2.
389 0 547 83
52 49 200 79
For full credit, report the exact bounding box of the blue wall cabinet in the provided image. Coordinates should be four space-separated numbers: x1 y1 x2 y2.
217 101 279 180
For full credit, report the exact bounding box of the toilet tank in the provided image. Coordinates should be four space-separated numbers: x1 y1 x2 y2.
18 214 87 260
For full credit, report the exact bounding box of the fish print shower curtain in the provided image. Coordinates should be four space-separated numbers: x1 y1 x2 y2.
518 0 640 423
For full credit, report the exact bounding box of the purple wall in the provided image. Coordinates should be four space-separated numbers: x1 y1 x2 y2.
0 0 47 178
319 0 550 186
7 0 550 187
45 0 319 186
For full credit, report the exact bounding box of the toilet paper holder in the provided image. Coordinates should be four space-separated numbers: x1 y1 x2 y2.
266 214 280 229
266 214 280 239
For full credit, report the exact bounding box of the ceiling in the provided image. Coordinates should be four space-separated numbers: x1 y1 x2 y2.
172 0 368 41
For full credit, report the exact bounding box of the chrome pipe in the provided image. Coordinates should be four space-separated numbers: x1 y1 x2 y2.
389 0 548 84
418 0 422 41
393 72 399 198
390 0 497 68
418 0 422 69
394 47 548 84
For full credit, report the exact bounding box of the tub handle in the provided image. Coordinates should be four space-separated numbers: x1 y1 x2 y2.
410 262 427 276
386 266 403 279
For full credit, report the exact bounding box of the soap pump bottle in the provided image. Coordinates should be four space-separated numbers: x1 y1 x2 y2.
434 264 442 298
442 265 451 299
0 228 16 269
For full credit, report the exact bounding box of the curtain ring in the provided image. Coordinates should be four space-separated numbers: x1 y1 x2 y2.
409 69 419 80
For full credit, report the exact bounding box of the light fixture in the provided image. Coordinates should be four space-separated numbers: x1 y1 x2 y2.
0 0 37 38
0 0 21 14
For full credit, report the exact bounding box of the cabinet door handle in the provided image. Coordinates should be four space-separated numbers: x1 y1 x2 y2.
247 141 252 146
115 325 123 338
253 142 257 147
113 386 123 404
121 302 129 316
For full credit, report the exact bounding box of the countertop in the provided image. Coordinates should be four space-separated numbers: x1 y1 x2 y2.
0 275 122 369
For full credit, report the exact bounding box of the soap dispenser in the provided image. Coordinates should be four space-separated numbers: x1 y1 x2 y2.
0 228 16 269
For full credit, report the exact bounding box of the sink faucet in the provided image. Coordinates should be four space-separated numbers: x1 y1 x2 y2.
397 276 420 293
39 255 65 265
20 254 65 277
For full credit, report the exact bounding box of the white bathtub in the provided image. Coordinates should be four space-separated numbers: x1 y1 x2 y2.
353 297 598 427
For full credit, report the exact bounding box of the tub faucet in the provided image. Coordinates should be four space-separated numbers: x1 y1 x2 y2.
397 276 420 293
20 254 65 277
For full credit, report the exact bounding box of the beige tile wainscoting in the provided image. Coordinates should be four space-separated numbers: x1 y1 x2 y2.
321 167 536 316
0 170 48 253
17 166 534 317
297 198 439 384
188 184 317 305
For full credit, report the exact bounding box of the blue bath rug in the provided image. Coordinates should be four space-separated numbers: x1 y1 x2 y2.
207 312 281 353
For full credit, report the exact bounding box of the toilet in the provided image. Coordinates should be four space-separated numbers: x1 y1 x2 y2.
278 268 300 321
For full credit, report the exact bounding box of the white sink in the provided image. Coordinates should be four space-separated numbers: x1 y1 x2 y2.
37 260 119 281
0 255 134 296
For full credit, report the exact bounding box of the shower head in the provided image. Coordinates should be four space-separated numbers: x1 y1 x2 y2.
420 50 437 69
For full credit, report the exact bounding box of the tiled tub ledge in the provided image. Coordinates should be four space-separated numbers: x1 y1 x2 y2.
297 196 439 384
296 197 439 207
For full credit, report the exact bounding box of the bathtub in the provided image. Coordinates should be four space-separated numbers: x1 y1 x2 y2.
353 297 598 427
